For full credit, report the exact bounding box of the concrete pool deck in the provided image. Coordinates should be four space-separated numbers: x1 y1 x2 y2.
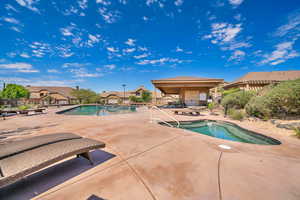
1 106 300 200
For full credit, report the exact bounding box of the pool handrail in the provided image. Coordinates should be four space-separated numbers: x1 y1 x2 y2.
150 106 180 128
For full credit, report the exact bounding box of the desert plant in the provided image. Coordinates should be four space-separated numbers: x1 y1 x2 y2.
228 109 245 121
18 105 30 110
207 102 216 112
246 79 300 119
294 127 300 138
221 90 256 109
222 88 240 97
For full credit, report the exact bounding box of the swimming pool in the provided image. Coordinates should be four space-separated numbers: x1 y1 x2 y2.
58 105 137 116
162 120 281 145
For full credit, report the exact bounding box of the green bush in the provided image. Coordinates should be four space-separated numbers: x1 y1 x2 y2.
18 105 30 110
207 102 216 112
294 127 300 138
222 88 240 97
228 109 245 121
246 79 300 119
221 90 256 109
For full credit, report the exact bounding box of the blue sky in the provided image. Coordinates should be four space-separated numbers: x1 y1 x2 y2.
0 0 299 92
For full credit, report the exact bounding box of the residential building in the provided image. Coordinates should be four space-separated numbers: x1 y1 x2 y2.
100 86 171 105
26 86 78 105
223 70 300 91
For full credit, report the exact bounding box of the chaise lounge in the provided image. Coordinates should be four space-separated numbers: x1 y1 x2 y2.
173 109 201 116
0 133 105 188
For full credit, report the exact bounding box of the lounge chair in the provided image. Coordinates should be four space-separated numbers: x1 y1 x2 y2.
19 108 46 116
173 109 200 116
0 133 105 188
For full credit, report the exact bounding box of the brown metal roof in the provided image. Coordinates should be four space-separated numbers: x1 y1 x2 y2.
224 70 300 88
26 86 76 98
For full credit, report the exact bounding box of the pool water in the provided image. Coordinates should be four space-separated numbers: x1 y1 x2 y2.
164 120 281 145
58 105 137 116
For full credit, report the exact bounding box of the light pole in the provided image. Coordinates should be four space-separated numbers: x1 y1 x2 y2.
122 84 126 104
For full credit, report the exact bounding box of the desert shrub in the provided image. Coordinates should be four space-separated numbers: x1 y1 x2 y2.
294 127 300 138
228 109 245 121
18 105 30 110
246 79 300 119
222 88 240 97
207 102 216 112
221 90 256 109
245 96 271 119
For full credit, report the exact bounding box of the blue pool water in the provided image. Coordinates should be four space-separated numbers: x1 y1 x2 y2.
58 105 137 116
163 120 281 145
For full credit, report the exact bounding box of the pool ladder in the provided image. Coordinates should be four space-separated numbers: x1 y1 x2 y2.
149 106 180 128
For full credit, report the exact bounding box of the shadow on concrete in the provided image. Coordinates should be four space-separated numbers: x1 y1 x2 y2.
0 150 115 200
87 194 106 200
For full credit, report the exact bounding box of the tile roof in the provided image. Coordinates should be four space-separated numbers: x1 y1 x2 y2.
224 70 300 88
26 86 76 98
152 76 224 82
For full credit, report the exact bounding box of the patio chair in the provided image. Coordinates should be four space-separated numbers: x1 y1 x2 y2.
0 133 105 187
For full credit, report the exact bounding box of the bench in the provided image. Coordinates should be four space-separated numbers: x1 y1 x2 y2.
0 133 105 187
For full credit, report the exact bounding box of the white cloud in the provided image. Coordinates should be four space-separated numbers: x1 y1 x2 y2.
96 0 111 6
3 17 20 24
274 9 300 40
228 50 245 61
78 0 88 9
134 53 149 59
62 63 87 68
47 69 59 73
123 48 136 53
60 26 74 36
125 38 136 46
15 0 40 12
107 47 119 52
104 64 116 70
20 53 30 58
174 0 183 6
0 77 82 86
142 16 149 21
146 0 164 8
204 23 242 44
260 41 299 65
0 62 39 73
69 68 102 77
10 26 22 33
138 46 148 51
175 46 183 52
0 63 31 70
228 0 243 6
5 4 18 12
98 7 120 24
87 34 101 47
137 57 186 65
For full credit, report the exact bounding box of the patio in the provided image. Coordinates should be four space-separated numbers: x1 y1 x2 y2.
1 106 300 200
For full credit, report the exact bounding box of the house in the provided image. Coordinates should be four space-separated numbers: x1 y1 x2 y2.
152 76 224 106
223 70 300 91
26 86 78 105
100 86 169 105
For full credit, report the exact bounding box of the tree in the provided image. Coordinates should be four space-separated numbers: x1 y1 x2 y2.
71 89 100 104
0 84 29 99
141 91 152 102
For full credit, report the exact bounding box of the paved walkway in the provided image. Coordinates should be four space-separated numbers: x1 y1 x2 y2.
1 107 300 200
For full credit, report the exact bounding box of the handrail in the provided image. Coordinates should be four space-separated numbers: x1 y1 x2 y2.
149 106 180 128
